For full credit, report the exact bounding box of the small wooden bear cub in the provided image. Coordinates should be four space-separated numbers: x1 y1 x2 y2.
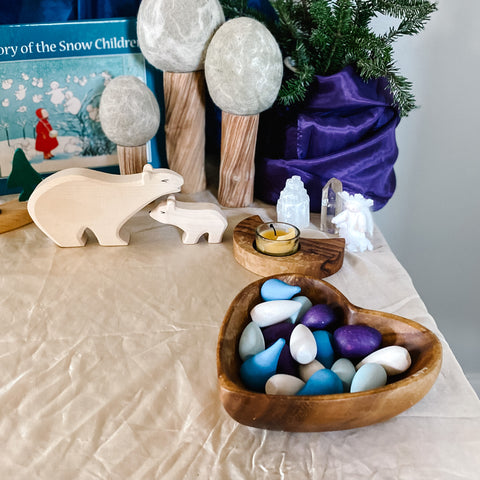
149 195 227 244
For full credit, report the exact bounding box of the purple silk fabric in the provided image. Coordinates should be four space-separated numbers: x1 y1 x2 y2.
255 66 401 211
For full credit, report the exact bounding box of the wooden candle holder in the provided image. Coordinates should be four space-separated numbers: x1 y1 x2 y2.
164 70 206 194
233 216 345 278
218 111 259 208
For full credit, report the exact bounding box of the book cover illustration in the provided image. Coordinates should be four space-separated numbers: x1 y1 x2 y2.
0 18 163 193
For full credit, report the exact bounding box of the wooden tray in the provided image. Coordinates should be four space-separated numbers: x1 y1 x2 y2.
233 215 345 278
0 199 32 234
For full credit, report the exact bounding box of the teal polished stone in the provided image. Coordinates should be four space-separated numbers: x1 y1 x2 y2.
239 321 265 361
313 330 335 368
289 295 313 323
331 358 356 392
350 363 387 393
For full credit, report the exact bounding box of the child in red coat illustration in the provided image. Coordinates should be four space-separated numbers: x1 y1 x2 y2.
35 108 58 159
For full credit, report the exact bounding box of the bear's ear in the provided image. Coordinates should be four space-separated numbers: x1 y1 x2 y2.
143 164 153 172
166 195 176 210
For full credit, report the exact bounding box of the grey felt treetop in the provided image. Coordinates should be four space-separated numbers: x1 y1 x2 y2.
205 17 283 116
137 0 225 73
99 76 160 147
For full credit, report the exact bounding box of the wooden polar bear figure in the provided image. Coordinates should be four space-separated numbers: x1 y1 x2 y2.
149 195 228 244
28 164 184 247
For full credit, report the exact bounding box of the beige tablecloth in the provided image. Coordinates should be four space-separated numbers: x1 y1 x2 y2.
1 190 479 479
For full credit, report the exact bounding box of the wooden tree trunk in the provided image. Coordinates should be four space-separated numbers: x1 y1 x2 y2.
117 145 147 175
218 111 259 208
163 71 206 194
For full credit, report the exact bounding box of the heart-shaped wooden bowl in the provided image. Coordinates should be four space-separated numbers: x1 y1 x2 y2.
217 274 442 432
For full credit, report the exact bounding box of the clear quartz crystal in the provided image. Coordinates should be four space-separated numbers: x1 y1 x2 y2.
325 186 338 234
276 175 310 229
320 178 343 234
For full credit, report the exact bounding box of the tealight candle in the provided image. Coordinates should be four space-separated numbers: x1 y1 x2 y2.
255 222 300 256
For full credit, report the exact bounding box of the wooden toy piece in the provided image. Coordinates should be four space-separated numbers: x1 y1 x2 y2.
205 18 283 207
163 71 206 193
27 164 183 247
116 145 147 176
233 215 345 278
0 199 32 233
7 148 42 201
217 111 259 208
149 194 228 244
136 0 225 192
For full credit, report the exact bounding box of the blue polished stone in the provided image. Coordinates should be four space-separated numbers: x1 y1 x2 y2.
296 368 343 396
260 278 301 302
240 338 286 392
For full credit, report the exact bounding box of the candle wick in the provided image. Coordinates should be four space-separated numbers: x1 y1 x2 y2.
270 223 277 236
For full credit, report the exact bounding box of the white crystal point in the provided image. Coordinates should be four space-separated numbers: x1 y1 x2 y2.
239 321 265 361
356 345 412 375
250 300 301 328
265 374 305 395
299 359 325 382
290 324 317 365
276 175 310 229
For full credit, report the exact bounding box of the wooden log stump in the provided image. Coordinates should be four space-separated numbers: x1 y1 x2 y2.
117 145 147 175
163 70 206 194
218 111 259 208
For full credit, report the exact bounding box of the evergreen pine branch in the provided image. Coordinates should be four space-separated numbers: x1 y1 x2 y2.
372 0 437 22
217 0 437 116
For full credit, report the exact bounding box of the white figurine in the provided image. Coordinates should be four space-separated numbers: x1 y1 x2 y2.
149 195 228 244
332 192 374 253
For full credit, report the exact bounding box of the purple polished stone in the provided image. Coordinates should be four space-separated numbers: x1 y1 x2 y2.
262 322 295 347
301 304 337 330
277 344 299 377
333 324 382 359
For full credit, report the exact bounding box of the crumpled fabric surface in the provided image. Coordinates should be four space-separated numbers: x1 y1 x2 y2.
255 66 400 212
0 190 479 480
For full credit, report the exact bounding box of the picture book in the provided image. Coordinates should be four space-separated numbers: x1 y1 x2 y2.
0 17 165 195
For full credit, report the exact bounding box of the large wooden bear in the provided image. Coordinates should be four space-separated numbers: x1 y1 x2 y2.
28 164 183 247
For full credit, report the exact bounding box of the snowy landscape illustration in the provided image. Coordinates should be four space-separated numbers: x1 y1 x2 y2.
0 53 147 179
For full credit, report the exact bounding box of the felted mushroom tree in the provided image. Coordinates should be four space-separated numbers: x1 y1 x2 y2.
136 0 225 193
204 17 283 208
99 75 160 175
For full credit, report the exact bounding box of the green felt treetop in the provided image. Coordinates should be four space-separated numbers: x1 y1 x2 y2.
7 148 42 201
219 0 438 116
